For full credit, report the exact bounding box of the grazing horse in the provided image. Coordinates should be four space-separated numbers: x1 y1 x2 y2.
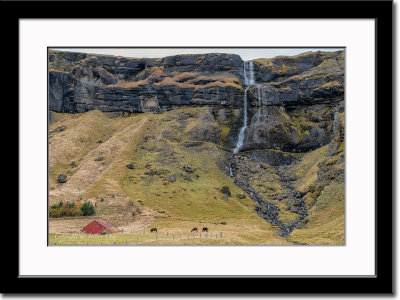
191 227 198 232
150 228 157 233
202 227 208 232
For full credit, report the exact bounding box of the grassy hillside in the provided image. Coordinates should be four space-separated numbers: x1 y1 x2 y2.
49 106 344 245
49 108 289 245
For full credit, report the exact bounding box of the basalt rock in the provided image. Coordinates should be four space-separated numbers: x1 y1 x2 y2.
243 102 344 153
182 165 195 173
57 174 67 183
220 186 231 197
49 50 344 117
125 163 135 169
49 50 246 113
49 49 345 158
168 174 177 182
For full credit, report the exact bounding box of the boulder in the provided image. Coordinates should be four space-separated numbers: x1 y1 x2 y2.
183 174 192 182
182 165 195 173
58 174 67 183
126 163 135 169
220 186 231 197
168 174 176 182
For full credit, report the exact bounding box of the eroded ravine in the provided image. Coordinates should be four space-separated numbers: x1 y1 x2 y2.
228 154 308 238
229 60 308 237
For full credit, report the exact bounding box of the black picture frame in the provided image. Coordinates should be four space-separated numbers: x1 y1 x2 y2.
5 0 393 295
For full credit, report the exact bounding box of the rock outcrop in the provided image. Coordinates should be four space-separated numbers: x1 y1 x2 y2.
49 51 245 113
49 49 344 153
49 50 343 113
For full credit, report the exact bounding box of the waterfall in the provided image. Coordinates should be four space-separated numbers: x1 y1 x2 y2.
257 85 261 122
233 88 248 154
248 61 255 85
233 61 255 154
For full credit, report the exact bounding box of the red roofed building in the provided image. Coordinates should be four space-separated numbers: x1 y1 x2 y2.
83 220 117 234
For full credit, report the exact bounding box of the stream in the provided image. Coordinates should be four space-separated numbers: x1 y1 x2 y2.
228 60 308 238
228 156 308 238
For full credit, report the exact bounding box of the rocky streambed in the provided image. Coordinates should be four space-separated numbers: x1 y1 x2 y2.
228 150 308 238
250 191 307 237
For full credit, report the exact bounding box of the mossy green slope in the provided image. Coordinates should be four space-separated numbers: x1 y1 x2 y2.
49 108 289 245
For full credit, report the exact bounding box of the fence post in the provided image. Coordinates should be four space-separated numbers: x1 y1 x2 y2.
114 241 116 245
126 240 127 245
206 233 208 238
220 232 222 238
180 233 182 240
188 233 189 239
173 235 174 241
137 238 138 245
200 233 201 239
122 228 124 233
156 234 158 241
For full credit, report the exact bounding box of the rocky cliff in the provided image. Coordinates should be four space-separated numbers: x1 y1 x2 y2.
49 50 344 153
49 50 343 112
49 51 245 113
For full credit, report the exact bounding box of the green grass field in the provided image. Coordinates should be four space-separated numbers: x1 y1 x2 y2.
49 107 344 245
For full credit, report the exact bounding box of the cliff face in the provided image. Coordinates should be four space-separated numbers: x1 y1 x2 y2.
49 51 245 113
49 49 344 153
49 50 343 111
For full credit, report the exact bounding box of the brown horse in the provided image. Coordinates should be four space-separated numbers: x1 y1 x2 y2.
191 227 198 232
202 227 208 232
150 228 157 233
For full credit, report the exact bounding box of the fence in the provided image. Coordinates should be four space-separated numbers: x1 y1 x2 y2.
130 231 223 245
52 231 224 246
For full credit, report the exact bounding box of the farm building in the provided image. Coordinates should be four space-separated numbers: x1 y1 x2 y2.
83 220 117 234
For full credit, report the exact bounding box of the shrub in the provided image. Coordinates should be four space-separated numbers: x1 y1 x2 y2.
81 202 95 216
49 207 63 218
50 201 64 209
49 201 82 218
220 186 231 197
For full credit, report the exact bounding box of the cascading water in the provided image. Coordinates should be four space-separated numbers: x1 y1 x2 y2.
248 61 255 85
233 61 255 154
228 61 308 239
257 85 261 121
233 88 248 154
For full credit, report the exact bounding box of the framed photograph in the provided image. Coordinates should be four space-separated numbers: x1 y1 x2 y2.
8 0 393 294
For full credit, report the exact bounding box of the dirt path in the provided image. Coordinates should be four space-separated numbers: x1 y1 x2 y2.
49 116 149 200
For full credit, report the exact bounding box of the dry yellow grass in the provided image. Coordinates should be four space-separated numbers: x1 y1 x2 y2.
49 108 289 245
49 107 344 245
49 113 149 201
104 67 242 91
295 145 329 193
288 186 344 245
